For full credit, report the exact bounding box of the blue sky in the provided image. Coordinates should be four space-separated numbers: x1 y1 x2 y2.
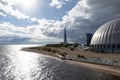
0 0 120 44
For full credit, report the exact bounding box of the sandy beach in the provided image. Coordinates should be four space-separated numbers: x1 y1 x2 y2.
65 60 120 77
22 46 120 60
22 46 120 77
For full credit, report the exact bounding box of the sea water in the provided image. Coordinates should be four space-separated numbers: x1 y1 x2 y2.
0 45 120 80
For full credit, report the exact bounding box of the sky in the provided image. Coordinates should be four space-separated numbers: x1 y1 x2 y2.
0 0 120 44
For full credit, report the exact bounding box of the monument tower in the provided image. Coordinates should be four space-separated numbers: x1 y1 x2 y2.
64 27 67 44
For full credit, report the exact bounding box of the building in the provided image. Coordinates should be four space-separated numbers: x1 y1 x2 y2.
86 33 93 46
64 27 67 44
90 19 120 53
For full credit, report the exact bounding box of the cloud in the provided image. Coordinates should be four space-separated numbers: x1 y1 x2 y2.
0 22 60 44
46 0 92 43
49 0 71 9
87 0 120 21
0 0 39 23
1 0 120 44
0 12 7 16
46 0 120 43
49 0 64 9
0 0 29 19
0 0 8 5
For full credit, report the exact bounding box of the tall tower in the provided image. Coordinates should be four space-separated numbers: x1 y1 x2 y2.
86 33 93 46
64 27 67 44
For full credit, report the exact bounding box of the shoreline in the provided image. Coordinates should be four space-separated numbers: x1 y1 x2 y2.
22 47 61 58
22 46 120 77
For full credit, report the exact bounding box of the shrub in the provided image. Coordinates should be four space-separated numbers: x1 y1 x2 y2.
46 43 73 48
63 52 67 55
42 47 52 52
77 55 85 58
52 50 59 53
38 47 41 51
29 47 37 49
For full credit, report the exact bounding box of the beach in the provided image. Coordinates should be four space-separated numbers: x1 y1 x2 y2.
22 45 120 77
22 46 120 60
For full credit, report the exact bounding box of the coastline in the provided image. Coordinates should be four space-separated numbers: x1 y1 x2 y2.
22 47 61 58
22 46 120 77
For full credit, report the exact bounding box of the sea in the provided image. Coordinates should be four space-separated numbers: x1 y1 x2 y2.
0 45 120 80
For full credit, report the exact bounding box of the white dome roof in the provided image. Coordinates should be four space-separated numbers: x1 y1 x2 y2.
91 19 120 45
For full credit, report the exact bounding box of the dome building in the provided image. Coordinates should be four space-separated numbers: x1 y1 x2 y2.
90 19 120 53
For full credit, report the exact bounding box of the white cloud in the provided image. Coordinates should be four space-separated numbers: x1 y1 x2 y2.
49 0 73 9
1 0 119 44
0 12 7 17
0 0 40 24
63 0 91 21
65 0 71 2
43 0 93 43
0 1 30 19
49 0 64 9
0 0 92 43
0 22 60 43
